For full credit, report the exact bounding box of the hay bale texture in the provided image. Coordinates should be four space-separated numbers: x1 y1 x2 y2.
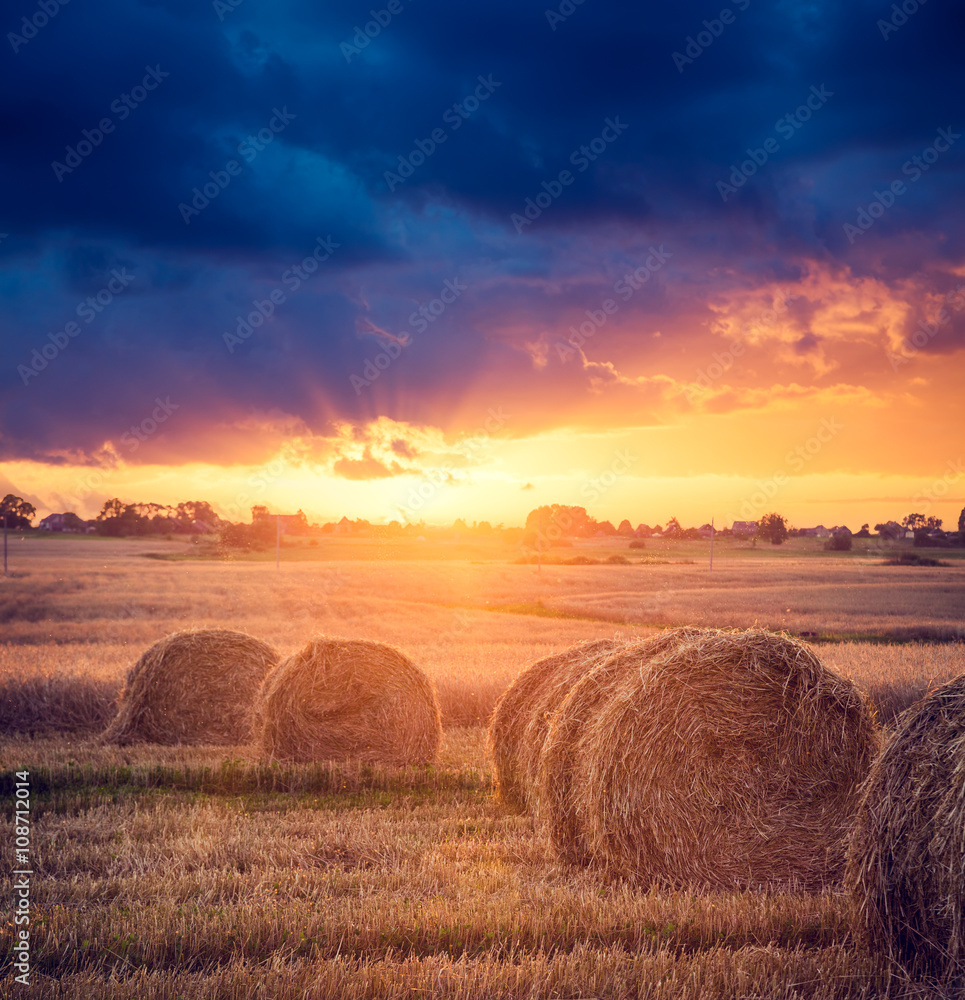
536 627 703 864
545 629 877 891
254 637 442 764
486 639 623 812
845 673 965 986
102 628 278 745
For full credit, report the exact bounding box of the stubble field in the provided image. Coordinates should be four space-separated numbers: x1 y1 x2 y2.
2 535 964 997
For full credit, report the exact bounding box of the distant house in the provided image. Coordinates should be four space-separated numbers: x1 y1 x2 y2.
799 525 831 538
731 520 757 537
38 512 86 533
698 523 714 539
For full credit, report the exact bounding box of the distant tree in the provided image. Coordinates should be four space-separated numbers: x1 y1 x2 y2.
663 517 682 539
855 523 871 538
902 513 926 532
925 516 943 530
617 519 634 537
959 507 965 533
0 495 37 529
95 498 125 536
175 500 219 530
62 512 87 532
756 512 789 545
595 520 617 536
825 532 853 551
525 505 596 540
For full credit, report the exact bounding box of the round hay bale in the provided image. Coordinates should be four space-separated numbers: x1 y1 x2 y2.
536 627 703 864
102 628 278 745
556 629 878 891
253 637 442 765
486 639 623 812
845 673 965 986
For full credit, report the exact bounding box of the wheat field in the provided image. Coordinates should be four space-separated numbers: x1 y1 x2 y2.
2 535 963 997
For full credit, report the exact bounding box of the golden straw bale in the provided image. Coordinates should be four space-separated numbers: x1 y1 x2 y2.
254 636 442 765
102 628 277 745
536 627 703 864
487 639 623 811
846 672 965 987
547 628 877 891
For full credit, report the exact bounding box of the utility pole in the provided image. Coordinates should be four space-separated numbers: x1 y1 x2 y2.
709 517 714 572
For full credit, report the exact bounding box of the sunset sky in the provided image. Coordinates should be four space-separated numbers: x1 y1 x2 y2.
2 1 963 529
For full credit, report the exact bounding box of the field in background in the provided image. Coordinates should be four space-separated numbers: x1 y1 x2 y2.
2 536 964 996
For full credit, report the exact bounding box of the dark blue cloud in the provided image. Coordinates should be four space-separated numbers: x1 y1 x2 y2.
1 0 963 462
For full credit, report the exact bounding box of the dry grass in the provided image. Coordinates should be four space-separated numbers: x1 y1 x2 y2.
0 731 885 1000
1 538 963 997
846 672 965 989
102 629 277 746
253 637 442 765
824 642 965 727
545 630 878 892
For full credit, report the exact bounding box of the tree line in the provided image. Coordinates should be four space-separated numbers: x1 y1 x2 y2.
3 494 963 548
